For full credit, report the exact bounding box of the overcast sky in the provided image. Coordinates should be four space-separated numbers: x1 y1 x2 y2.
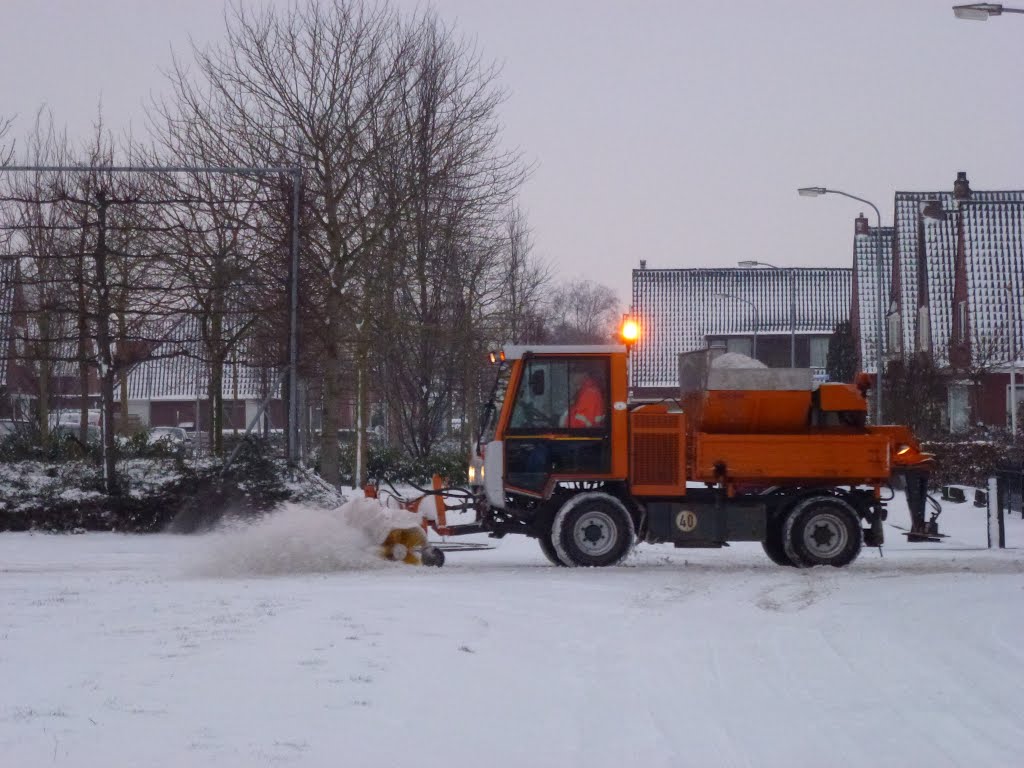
4 0 1022 304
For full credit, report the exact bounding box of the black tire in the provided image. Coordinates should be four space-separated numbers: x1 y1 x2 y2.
782 495 862 568
551 492 635 567
421 546 445 567
762 515 796 566
537 534 567 566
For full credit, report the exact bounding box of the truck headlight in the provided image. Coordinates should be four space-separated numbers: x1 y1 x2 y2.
468 456 485 486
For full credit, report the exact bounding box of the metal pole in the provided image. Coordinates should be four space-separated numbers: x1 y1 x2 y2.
288 168 301 466
874 219 885 424
752 304 759 360
1009 284 1018 441
789 268 796 367
3 164 299 175
805 189 885 423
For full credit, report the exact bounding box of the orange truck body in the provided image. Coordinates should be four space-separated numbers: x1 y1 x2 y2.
460 344 933 568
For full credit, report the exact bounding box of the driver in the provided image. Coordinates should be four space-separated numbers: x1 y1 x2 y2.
566 368 606 429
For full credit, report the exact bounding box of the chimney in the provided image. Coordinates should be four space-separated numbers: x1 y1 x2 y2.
639 259 647 270
854 213 870 235
953 171 971 200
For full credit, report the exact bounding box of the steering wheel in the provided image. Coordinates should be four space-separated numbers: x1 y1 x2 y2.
518 401 550 427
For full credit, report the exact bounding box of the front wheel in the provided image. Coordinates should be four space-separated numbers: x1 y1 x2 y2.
551 492 635 567
537 535 567 566
782 496 862 568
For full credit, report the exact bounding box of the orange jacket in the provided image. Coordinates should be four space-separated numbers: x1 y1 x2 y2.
568 377 605 429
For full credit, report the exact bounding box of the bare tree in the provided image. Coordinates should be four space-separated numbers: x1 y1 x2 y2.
545 279 621 344
365 12 526 458
0 116 14 166
145 166 275 455
489 206 549 345
154 0 423 484
2 110 78 440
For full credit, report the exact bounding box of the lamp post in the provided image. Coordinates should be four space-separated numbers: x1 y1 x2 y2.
715 293 759 360
953 3 1024 20
1007 283 1019 441
739 260 795 367
799 186 886 424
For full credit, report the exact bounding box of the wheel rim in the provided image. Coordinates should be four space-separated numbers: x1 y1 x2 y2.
801 510 848 560
573 510 617 557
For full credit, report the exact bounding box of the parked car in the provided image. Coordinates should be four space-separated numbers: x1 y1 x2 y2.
0 419 32 438
51 422 102 444
148 426 190 452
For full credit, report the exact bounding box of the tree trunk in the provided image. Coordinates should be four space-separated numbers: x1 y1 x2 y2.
320 364 342 486
94 193 119 495
77 251 90 446
117 312 130 432
37 314 51 440
211 360 224 457
38 360 51 441
464 359 477 457
355 335 369 490
319 290 343 486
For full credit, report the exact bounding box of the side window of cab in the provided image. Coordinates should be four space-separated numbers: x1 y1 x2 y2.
507 357 609 434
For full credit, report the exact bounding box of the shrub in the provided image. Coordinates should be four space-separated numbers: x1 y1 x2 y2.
310 441 468 487
922 428 1024 489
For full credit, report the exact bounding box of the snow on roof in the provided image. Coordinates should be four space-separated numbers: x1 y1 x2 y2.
501 344 625 360
893 187 1024 366
961 201 1024 368
921 204 958 367
118 314 283 402
0 257 15 386
894 193 936 357
852 227 894 374
631 267 850 388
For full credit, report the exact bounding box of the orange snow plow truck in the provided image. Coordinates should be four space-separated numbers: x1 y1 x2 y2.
433 343 935 568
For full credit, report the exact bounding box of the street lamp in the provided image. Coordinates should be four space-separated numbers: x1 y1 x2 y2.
715 293 759 360
1007 283 1020 441
799 186 886 424
738 260 795 367
953 3 1024 20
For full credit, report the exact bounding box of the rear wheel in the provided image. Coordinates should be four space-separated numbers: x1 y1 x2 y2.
782 495 862 568
762 514 796 566
551 492 635 567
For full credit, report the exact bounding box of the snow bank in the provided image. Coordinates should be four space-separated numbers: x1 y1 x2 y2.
187 502 391 577
711 352 766 369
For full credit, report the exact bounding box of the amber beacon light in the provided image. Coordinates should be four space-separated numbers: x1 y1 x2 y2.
620 317 640 345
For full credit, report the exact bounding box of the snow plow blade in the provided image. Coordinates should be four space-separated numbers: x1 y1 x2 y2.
341 497 445 566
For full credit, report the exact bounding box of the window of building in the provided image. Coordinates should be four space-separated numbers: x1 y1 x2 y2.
809 337 829 369
887 313 901 355
918 306 930 352
726 337 753 357
956 301 967 340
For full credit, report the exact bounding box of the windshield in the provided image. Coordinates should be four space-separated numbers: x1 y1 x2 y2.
477 362 510 451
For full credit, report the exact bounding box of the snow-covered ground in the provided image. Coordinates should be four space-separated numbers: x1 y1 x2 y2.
2 493 1023 767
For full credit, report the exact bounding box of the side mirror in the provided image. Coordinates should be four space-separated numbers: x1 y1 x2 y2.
529 368 546 396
